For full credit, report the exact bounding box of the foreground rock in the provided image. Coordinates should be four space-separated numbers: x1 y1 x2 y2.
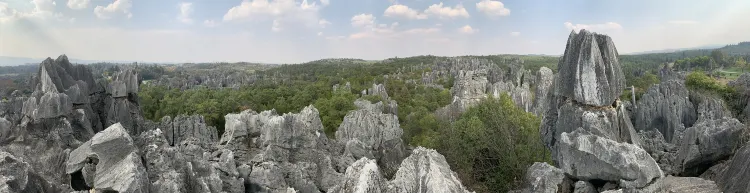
389 147 473 193
675 117 744 176
557 128 662 189
716 142 750 192
0 151 62 193
66 123 149 192
515 162 568 193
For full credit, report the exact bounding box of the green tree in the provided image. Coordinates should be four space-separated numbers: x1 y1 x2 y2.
712 49 728 68
436 94 551 192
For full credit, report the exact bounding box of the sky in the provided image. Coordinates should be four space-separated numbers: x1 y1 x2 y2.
1 0 749 63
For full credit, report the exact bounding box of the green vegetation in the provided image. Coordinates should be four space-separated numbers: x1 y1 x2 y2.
425 94 550 192
685 71 745 117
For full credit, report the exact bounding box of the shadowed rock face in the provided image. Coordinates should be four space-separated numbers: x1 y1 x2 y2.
554 30 626 107
635 80 697 143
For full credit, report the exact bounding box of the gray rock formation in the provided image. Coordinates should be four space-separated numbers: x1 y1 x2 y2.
573 181 596 193
489 81 533 112
635 80 697 143
517 162 567 193
106 67 145 135
675 117 744 176
638 130 679 175
367 83 390 100
533 67 554 117
388 147 473 193
328 157 388 193
717 141 750 192
451 69 489 111
66 123 149 192
0 151 62 193
659 176 721 193
557 128 662 189
159 114 219 146
554 29 626 106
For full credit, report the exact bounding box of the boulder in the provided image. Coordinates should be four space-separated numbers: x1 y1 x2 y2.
336 107 402 151
66 123 149 193
573 181 596 193
554 29 626 106
638 130 678 175
543 100 640 161
717 142 750 192
0 151 60 193
520 162 567 193
660 176 721 193
635 80 697 143
388 147 472 193
675 117 744 176
557 128 662 189
327 158 388 193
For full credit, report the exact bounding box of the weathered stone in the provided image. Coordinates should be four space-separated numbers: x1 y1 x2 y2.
388 147 472 193
573 181 597 193
533 67 554 116
328 158 387 193
489 81 533 112
638 130 678 175
36 92 73 119
451 69 489 111
160 114 219 146
554 29 626 106
336 107 402 151
521 162 566 193
66 123 149 193
557 128 662 189
0 151 60 193
660 176 721 193
64 81 89 105
635 80 697 143
676 117 744 176
717 142 750 192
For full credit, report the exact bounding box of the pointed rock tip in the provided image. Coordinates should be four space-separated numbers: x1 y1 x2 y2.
55 54 69 64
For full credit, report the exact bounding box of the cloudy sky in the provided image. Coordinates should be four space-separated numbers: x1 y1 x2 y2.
1 0 749 63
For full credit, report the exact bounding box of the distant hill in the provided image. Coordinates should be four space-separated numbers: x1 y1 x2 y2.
625 44 725 55
0 56 157 66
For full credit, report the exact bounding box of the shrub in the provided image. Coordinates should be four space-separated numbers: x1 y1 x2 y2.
435 94 551 192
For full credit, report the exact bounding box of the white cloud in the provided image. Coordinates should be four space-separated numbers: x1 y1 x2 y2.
94 0 133 19
384 4 427 20
317 32 323 36
177 2 193 24
424 3 469 19
510 31 520 36
67 0 90 10
669 20 698 25
33 0 57 13
203 20 217 27
351 13 375 28
459 25 476 34
223 0 324 31
564 21 622 32
319 19 331 28
476 0 510 17
404 28 439 34
320 0 329 6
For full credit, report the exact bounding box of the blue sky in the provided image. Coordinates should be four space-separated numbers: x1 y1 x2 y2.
1 0 749 63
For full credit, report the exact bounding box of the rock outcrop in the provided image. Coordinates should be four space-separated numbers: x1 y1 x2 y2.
159 114 219 146
66 123 149 192
716 142 750 192
388 147 473 193
541 30 639 166
554 30 626 107
557 128 662 189
515 162 568 193
106 67 145 135
533 67 554 117
675 117 744 176
0 151 62 193
635 80 697 143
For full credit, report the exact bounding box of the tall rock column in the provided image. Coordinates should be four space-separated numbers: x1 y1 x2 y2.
106 67 145 135
539 30 654 188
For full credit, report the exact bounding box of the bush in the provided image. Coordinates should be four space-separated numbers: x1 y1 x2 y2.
686 71 744 117
434 94 551 192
